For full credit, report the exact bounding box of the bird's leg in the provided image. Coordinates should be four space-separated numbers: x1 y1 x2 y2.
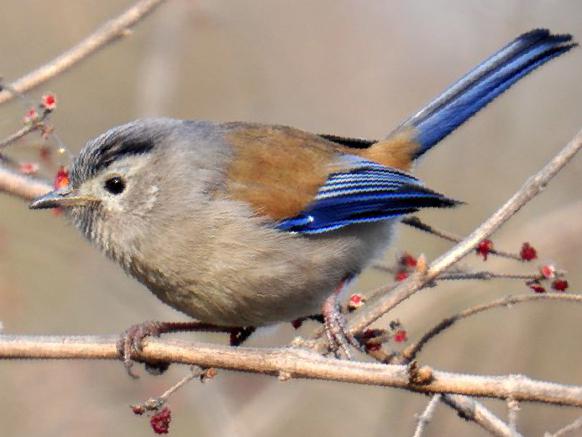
117 321 255 378
229 326 256 346
321 276 361 359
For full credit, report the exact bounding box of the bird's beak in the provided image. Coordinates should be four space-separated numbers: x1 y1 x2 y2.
29 189 98 209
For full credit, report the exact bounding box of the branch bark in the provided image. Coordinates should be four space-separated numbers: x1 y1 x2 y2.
442 394 523 437
412 394 441 437
1 334 582 407
0 165 51 201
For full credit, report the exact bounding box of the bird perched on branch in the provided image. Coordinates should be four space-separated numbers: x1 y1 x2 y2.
31 29 576 370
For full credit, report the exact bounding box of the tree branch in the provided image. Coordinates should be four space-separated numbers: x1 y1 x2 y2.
0 109 51 150
402 216 522 261
0 0 166 106
545 416 582 437
0 165 51 201
412 394 441 437
1 334 582 407
442 394 522 437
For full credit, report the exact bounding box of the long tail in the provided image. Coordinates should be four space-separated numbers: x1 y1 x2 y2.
390 29 576 159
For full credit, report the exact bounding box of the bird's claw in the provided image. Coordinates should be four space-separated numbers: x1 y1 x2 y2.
323 305 361 359
116 321 163 378
322 285 361 359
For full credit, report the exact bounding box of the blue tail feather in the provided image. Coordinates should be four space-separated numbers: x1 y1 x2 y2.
390 29 576 158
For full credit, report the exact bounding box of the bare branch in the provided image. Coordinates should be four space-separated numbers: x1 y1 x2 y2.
400 293 582 364
1 334 582 407
545 416 582 437
412 394 441 437
0 111 50 150
507 397 520 436
0 165 51 201
131 366 216 413
442 395 523 437
402 216 522 261
372 264 543 282
0 0 166 106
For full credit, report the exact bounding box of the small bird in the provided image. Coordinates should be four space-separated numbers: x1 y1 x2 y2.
31 29 575 365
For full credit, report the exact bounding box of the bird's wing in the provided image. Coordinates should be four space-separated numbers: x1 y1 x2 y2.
276 155 457 234
222 124 456 234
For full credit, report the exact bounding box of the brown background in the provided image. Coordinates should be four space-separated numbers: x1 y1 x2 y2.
1 1 582 435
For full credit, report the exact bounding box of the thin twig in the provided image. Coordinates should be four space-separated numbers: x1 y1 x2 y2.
507 397 520 436
362 322 523 436
0 0 166 106
372 264 542 281
441 394 523 437
412 394 441 437
1 335 582 407
364 330 519 435
0 164 51 201
402 216 522 261
399 293 582 364
0 111 51 150
545 416 582 437
437 272 541 281
152 366 210 404
132 366 216 413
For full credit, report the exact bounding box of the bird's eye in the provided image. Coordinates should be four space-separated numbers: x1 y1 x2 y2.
104 176 126 195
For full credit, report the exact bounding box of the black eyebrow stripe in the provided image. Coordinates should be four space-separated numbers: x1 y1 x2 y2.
92 139 155 173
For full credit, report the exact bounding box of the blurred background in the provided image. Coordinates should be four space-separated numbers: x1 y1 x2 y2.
1 1 582 435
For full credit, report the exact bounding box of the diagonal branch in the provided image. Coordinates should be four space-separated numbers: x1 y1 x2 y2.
0 110 51 150
402 216 522 261
345 128 582 336
0 165 51 201
0 0 166 106
412 394 441 437
545 416 582 437
442 394 522 437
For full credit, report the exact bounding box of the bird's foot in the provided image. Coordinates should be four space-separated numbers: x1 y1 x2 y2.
229 326 256 346
117 320 166 378
117 321 255 378
117 321 253 378
321 286 361 359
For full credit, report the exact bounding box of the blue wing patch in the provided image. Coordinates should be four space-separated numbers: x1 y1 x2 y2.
277 156 458 234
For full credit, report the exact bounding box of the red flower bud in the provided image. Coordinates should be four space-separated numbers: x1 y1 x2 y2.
150 407 171 434
551 279 568 292
476 239 493 261
54 166 69 190
41 93 57 111
527 280 546 293
540 264 556 279
519 242 538 261
19 162 39 175
347 293 365 311
395 271 409 282
400 253 417 268
393 329 408 343
23 107 38 124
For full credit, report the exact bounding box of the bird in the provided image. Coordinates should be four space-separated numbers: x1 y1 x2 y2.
30 29 576 369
